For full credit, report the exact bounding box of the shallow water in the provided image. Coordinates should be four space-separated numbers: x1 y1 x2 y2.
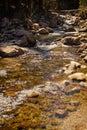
0 34 87 130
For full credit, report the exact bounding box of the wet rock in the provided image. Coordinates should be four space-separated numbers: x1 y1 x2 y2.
66 104 77 112
46 27 54 33
13 30 36 47
44 81 58 94
24 31 36 47
84 56 87 63
25 18 33 29
65 26 76 32
27 91 39 98
0 45 24 57
37 28 49 34
64 85 80 95
69 61 81 69
64 69 74 75
55 109 67 118
80 82 87 88
12 30 24 37
39 124 46 129
79 27 87 32
63 61 81 75
61 36 81 46
32 23 40 30
81 65 87 69
49 12 63 27
39 21 48 28
5 91 17 97
78 43 87 53
68 73 87 82
15 36 28 47
69 100 80 106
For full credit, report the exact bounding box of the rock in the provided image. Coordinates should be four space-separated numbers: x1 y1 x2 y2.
27 91 39 98
12 30 24 37
5 91 17 97
64 61 81 75
68 73 87 82
74 18 80 25
0 45 24 57
66 104 76 112
64 69 74 75
80 82 87 88
46 27 54 33
12 30 36 47
65 26 76 32
80 53 87 58
78 44 87 53
25 18 33 29
84 56 87 63
24 31 36 47
69 61 81 69
61 36 81 46
15 36 28 47
37 28 49 34
39 21 48 28
81 65 87 69
32 23 40 30
69 100 80 106
0 70 7 77
80 37 87 43
64 85 80 95
49 12 63 27
55 109 67 118
79 27 87 32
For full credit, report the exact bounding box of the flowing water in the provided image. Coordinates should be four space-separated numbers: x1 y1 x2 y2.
0 32 87 130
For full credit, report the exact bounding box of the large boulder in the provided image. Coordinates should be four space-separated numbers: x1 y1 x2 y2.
0 45 25 57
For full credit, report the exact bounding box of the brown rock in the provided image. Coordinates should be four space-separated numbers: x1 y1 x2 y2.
84 56 87 63
67 104 76 112
0 45 24 57
37 28 49 34
65 26 76 32
12 30 24 37
5 91 17 97
55 109 67 118
61 36 81 46
64 86 80 95
27 91 39 98
46 27 54 33
68 73 86 82
25 31 36 47
15 35 28 47
32 23 40 30
69 100 80 106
